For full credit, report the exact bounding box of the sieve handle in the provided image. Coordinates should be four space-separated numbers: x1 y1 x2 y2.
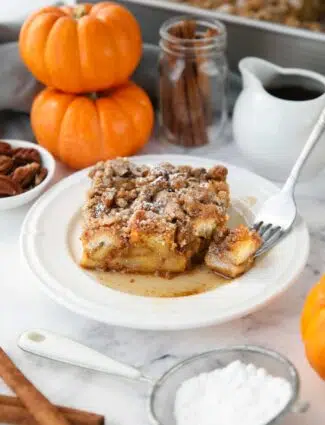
18 329 151 382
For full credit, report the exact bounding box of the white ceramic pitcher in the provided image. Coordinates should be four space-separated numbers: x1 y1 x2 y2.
233 57 325 181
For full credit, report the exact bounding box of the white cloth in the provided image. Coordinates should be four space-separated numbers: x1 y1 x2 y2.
0 1 64 140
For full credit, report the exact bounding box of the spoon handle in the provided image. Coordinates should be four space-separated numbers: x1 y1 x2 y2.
283 105 325 194
18 329 149 382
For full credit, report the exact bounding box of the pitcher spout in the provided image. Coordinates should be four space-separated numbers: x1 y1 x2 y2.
239 57 280 90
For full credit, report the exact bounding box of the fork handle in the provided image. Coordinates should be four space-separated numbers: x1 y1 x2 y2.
283 104 325 194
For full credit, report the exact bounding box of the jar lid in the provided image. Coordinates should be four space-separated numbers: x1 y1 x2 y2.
159 16 227 57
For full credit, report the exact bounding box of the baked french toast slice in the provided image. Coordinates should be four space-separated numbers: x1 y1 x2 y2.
80 158 229 276
205 224 262 278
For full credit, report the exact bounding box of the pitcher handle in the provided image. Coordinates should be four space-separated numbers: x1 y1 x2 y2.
283 104 325 194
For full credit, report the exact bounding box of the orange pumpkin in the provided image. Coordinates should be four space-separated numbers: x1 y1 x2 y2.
31 82 154 169
19 2 142 93
301 274 325 379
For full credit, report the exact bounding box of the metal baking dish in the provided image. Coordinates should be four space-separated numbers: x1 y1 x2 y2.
116 0 325 75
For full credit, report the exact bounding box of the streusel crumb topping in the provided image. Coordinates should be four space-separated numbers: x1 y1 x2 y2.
210 224 262 254
83 158 230 248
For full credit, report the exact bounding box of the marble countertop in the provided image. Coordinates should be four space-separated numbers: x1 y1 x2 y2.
1 133 325 425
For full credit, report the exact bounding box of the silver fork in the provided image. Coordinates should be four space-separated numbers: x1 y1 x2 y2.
253 104 325 257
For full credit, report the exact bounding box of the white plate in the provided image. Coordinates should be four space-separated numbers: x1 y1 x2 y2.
20 155 309 330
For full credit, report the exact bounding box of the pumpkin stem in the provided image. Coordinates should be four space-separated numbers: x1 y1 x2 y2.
88 92 98 100
73 5 87 20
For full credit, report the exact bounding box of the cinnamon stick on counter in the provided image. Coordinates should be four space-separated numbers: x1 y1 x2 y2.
0 348 71 425
0 395 104 425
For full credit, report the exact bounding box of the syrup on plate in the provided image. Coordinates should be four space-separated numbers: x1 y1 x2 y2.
91 265 227 298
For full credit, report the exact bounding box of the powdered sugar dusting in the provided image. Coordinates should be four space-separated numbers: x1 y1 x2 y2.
175 360 292 425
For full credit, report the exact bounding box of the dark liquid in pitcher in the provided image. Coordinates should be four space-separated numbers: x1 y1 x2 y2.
264 74 324 101
266 85 323 101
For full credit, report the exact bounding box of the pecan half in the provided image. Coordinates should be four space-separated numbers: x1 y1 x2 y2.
101 188 116 208
0 175 22 197
0 141 12 156
13 148 41 165
34 167 48 186
0 155 13 174
11 162 40 189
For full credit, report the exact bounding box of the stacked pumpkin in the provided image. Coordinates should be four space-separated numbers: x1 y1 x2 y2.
19 2 154 169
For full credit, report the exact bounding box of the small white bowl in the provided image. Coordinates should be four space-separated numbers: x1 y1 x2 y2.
0 139 55 211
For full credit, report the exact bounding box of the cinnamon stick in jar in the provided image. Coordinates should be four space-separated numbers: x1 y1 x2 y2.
195 28 219 128
171 21 196 147
180 20 209 148
0 348 71 425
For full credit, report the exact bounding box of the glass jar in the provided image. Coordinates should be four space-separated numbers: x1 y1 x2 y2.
158 16 228 149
